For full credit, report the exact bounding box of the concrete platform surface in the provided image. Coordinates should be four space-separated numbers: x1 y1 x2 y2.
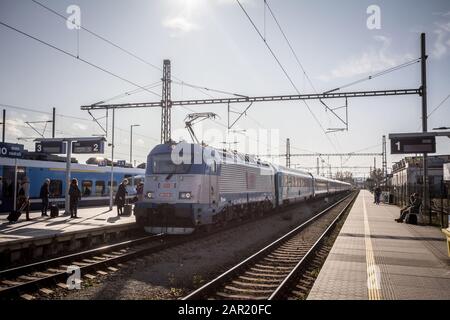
0 206 136 246
308 189 450 300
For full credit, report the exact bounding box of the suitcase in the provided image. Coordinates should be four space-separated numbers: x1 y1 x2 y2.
50 203 59 218
123 204 132 216
7 210 22 222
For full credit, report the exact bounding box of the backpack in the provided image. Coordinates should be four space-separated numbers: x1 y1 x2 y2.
405 213 417 225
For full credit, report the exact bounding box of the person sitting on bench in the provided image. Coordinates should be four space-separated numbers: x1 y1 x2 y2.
395 193 421 223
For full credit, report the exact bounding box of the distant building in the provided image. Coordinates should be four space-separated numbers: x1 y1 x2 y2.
391 155 450 205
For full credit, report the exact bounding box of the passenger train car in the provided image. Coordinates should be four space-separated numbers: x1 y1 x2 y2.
134 142 352 234
0 157 145 213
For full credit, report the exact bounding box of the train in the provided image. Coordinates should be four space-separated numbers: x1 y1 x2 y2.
0 157 145 213
134 142 352 234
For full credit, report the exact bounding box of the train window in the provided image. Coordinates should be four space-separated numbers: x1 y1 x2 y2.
107 181 118 192
95 181 106 196
49 180 62 197
82 180 93 197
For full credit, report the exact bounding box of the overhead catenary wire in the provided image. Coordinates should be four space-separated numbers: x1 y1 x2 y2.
0 21 161 98
427 93 450 118
31 0 238 101
236 0 338 152
172 81 248 98
324 57 421 93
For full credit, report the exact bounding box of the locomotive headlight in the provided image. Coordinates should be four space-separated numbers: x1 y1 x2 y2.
146 192 154 199
179 192 192 199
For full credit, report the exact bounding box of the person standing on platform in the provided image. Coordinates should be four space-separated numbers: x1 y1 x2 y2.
17 176 31 221
40 178 50 217
374 186 382 205
136 181 144 202
115 179 128 216
69 178 81 218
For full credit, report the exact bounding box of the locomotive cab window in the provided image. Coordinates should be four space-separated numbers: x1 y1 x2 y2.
152 153 191 174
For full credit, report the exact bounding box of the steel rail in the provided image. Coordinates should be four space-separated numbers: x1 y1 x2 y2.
268 192 357 299
182 191 356 300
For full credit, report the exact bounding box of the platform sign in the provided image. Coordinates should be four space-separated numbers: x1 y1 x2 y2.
0 142 24 158
35 141 66 154
117 160 126 167
72 140 104 154
390 136 436 154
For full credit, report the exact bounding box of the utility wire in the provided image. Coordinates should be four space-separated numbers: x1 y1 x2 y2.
264 1 319 94
428 93 450 118
325 58 421 93
0 20 161 99
31 0 237 102
172 81 248 98
236 0 337 152
93 81 162 105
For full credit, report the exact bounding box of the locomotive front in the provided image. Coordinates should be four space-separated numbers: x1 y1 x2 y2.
134 142 219 234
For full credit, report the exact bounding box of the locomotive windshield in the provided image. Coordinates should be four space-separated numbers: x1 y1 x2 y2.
151 153 191 174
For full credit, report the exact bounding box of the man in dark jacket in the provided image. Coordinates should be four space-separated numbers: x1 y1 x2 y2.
40 178 50 217
69 179 81 218
115 179 128 216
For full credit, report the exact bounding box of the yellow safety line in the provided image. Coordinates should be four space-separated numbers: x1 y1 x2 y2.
362 192 382 300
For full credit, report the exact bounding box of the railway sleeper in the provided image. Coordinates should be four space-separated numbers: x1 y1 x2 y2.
215 291 268 300
231 280 279 288
223 285 273 295
238 276 280 283
254 264 292 270
245 270 287 278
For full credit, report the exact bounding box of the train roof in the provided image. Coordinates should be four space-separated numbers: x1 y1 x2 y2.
0 157 145 174
149 142 272 169
275 165 313 177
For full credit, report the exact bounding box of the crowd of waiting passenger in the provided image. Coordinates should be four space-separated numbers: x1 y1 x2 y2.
6 177 144 224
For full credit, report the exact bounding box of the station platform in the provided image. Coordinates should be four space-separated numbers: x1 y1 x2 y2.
308 189 450 300
0 206 138 263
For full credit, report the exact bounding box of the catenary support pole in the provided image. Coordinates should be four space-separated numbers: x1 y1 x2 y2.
421 33 430 224
109 108 115 210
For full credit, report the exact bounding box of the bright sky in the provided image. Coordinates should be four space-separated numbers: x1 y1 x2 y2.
1 0 449 177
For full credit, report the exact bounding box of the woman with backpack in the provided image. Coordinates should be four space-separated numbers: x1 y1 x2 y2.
68 179 81 218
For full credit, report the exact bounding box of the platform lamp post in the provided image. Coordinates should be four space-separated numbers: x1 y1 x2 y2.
130 124 140 167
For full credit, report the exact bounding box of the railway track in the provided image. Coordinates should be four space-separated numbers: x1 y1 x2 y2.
182 191 358 300
0 233 178 300
0 192 352 300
